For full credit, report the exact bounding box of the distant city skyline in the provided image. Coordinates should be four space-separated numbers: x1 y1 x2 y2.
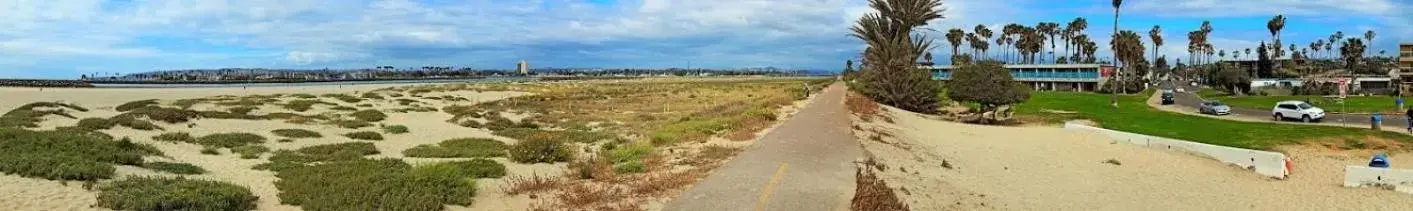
1 0 1409 79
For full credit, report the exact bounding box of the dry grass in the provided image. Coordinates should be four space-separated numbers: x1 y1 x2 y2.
851 158 909 211
502 173 562 195
846 92 883 122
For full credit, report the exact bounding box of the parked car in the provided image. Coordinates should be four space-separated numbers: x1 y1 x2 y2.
1272 100 1325 122
1160 90 1175 105
1199 101 1231 115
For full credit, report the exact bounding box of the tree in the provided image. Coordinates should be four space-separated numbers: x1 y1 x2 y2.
843 60 856 76
849 0 945 114
947 61 1031 123
1340 38 1366 70
1267 15 1286 57
1111 0 1124 107
1364 30 1376 55
1257 41 1273 78
1065 18 1089 61
1149 25 1163 67
1110 30 1145 94
946 28 966 62
1038 22 1061 63
975 25 994 60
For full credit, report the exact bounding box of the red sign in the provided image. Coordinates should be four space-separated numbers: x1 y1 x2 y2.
1100 66 1116 77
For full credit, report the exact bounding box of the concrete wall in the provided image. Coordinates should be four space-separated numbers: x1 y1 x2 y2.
1064 122 1290 179
1344 166 1413 194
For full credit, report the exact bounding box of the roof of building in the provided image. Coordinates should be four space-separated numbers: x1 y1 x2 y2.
923 63 1109 69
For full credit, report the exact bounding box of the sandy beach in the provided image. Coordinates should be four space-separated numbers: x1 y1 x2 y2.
855 105 1413 210
0 82 545 211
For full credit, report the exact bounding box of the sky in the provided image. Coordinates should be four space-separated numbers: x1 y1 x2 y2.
1 0 1410 79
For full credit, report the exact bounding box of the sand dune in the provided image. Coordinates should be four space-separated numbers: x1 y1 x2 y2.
856 106 1413 210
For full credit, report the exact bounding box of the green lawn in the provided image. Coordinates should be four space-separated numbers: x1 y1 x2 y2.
1013 91 1413 150
1198 89 1402 114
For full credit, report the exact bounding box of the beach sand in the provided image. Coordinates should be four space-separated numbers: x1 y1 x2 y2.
0 83 548 211
855 106 1413 210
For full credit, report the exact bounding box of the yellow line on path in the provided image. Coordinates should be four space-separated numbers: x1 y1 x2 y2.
755 163 790 211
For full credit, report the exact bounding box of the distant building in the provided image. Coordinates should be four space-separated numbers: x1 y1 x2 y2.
925 64 1112 92
1394 43 1413 95
517 60 529 75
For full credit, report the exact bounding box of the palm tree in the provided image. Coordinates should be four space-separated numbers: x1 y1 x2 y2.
1111 0 1124 107
946 28 966 60
848 0 945 112
1149 25 1164 66
1309 41 1321 60
1267 15 1286 57
976 25 994 60
1364 30 1376 55
1111 30 1145 94
1038 22 1061 63
1219 50 1227 61
1065 18 1089 60
1340 38 1366 70
1245 48 1252 60
1331 31 1344 59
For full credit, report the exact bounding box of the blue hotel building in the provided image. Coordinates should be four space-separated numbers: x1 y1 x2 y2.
926 64 1112 92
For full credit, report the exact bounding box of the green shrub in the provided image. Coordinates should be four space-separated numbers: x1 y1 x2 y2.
343 131 384 141
96 177 257 211
272 158 475 210
381 125 409 134
254 143 380 172
141 162 206 174
227 106 258 114
322 93 363 103
272 129 322 138
277 139 294 143
110 116 163 131
76 117 117 130
215 99 272 107
429 158 506 178
350 110 387 122
613 160 646 173
329 119 372 129
152 132 195 142
606 142 652 164
200 147 220 155
508 139 574 163
361 92 384 100
0 128 159 181
196 133 266 148
493 128 614 144
283 100 333 112
1 102 85 128
116 99 159 112
403 138 507 158
232 145 271 159
119 106 200 124
329 106 357 111
297 142 379 156
291 93 317 99
196 110 268 120
14 101 89 112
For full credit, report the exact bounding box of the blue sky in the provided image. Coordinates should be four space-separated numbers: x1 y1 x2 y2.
1 0 1410 79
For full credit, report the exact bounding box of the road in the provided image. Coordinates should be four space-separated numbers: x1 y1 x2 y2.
1159 80 1409 130
664 82 860 211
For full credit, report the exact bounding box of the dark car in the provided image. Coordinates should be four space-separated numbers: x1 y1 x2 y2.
1160 90 1175 105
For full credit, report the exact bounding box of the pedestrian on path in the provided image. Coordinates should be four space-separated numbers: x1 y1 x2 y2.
1405 108 1413 133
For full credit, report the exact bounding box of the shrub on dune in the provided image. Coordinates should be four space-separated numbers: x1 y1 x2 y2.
508 139 574 163
343 131 384 141
350 110 387 122
0 128 160 181
381 125 409 134
273 158 477 210
404 138 507 158
152 132 195 142
196 133 266 148
115 99 159 112
96 177 257 211
271 129 322 139
141 162 206 175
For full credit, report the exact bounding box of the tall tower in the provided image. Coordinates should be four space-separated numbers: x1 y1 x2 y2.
517 60 529 75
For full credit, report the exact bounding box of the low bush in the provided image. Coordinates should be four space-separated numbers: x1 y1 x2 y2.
115 99 159 112
508 139 574 163
232 145 271 159
96 177 257 211
141 162 206 174
272 158 476 210
343 131 384 141
196 133 266 148
428 158 506 178
361 92 384 100
649 118 728 145
493 128 614 144
119 106 201 124
381 125 409 134
291 93 317 99
200 147 221 155
195 110 268 120
283 100 333 112
613 160 646 173
1 102 85 128
227 106 258 114
254 142 380 172
329 106 357 111
76 117 117 130
323 93 364 103
329 119 372 129
277 139 293 143
350 110 387 122
0 128 159 181
403 138 507 158
110 116 163 131
271 129 322 139
152 132 195 142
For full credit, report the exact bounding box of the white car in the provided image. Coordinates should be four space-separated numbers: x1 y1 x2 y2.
1271 100 1325 122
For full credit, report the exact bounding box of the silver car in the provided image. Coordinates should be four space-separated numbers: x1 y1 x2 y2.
1200 101 1231 115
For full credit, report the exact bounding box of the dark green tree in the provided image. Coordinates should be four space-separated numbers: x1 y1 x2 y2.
947 61 1031 123
1257 41 1273 78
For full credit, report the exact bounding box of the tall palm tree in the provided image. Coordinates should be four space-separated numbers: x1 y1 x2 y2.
1219 50 1226 62
975 25 994 59
1111 30 1145 93
946 28 966 59
1267 15 1286 57
1245 48 1252 60
1149 25 1163 66
1364 30 1376 55
1331 31 1344 59
1309 41 1321 60
1111 0 1124 106
1038 22 1061 63
1065 18 1089 61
